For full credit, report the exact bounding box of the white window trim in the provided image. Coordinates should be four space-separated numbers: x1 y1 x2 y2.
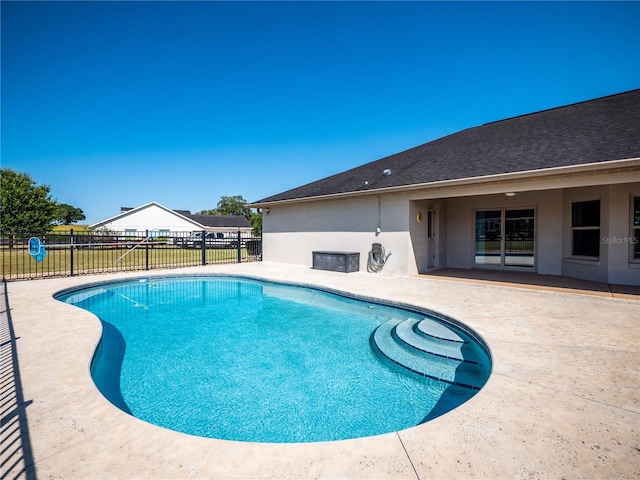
570 199 600 260
630 195 640 264
472 206 537 270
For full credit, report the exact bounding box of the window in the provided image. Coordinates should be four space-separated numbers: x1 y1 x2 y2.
571 200 600 258
474 209 535 267
633 197 640 261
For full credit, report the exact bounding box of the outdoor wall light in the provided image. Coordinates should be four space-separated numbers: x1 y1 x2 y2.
264 208 270 215
504 192 517 197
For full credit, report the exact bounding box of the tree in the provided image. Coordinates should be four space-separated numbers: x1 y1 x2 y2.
55 203 86 225
199 195 252 219
250 211 262 237
199 195 262 236
0 168 59 232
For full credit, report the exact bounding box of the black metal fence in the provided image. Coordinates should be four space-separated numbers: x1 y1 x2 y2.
1 229 262 281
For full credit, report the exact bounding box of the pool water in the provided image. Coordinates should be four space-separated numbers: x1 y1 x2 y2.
57 276 491 443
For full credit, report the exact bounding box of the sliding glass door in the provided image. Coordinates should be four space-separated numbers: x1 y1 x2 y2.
475 209 535 268
504 209 535 266
475 210 502 265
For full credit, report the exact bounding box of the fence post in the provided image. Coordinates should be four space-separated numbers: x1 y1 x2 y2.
201 230 206 265
145 229 149 270
237 230 242 263
70 228 74 276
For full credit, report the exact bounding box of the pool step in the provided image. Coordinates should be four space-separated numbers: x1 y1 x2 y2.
414 317 465 343
371 318 490 390
395 318 472 363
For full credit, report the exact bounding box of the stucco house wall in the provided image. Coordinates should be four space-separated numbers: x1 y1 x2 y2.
607 184 640 285
262 180 639 285
263 195 414 276
96 206 200 233
253 91 639 286
561 183 639 284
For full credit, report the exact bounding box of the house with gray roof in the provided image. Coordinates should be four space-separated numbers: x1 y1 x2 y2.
251 90 640 285
92 202 252 237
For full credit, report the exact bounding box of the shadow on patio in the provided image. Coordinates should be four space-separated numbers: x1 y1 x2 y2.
1 281 36 480
419 268 640 300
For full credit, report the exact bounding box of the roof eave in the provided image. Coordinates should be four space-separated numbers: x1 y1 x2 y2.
248 157 640 208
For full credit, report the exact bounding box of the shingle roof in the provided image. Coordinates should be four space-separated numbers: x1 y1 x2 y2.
183 214 252 228
255 90 640 204
173 209 192 216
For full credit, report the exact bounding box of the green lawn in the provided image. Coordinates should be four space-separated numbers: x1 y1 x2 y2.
475 240 534 253
2 245 253 280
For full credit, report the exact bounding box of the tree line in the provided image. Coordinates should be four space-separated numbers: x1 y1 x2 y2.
0 168 85 232
1 168 262 236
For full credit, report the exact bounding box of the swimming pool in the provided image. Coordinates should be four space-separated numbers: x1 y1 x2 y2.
56 276 491 443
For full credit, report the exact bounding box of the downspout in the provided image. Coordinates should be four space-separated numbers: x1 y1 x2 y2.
376 196 381 236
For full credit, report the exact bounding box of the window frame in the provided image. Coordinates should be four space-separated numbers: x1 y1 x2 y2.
473 207 536 269
124 228 138 240
631 196 640 264
570 199 601 260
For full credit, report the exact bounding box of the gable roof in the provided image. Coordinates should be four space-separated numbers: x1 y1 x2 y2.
92 202 201 229
91 202 252 229
254 90 640 205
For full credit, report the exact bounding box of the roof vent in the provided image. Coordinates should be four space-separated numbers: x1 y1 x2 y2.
383 169 391 176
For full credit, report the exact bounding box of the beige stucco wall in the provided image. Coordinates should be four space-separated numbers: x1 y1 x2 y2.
607 183 640 285
261 181 639 285
262 195 414 276
536 189 564 275
562 183 640 285
408 200 430 275
444 197 473 269
408 199 447 275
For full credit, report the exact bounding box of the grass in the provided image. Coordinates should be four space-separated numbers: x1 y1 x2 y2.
2 245 252 280
475 240 534 253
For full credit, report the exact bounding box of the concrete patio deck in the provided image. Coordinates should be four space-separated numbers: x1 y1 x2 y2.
420 268 640 300
2 262 639 479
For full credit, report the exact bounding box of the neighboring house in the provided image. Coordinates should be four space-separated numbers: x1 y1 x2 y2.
251 90 640 285
91 202 252 238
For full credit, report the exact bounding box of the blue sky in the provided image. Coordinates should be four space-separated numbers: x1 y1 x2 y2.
2 1 639 224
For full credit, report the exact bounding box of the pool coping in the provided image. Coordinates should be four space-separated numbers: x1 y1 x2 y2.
3 262 639 479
